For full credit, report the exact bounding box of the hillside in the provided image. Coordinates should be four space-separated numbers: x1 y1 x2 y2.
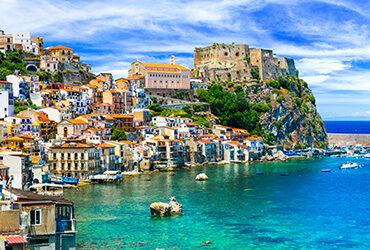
197 76 328 149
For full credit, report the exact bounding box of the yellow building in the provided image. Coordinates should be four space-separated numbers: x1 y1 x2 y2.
5 136 24 149
46 46 74 63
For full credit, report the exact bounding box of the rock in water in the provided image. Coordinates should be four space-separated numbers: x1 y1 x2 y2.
150 202 171 217
169 197 183 215
195 173 208 181
150 197 183 217
169 172 175 176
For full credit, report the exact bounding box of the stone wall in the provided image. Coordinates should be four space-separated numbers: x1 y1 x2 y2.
193 43 296 82
328 133 370 146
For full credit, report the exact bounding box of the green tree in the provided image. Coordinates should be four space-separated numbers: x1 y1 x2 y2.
182 105 193 114
111 129 127 141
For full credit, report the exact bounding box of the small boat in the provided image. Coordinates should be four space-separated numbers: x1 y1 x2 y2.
62 177 79 185
256 172 264 175
339 162 359 169
50 176 64 185
364 153 370 158
280 173 290 176
321 169 331 172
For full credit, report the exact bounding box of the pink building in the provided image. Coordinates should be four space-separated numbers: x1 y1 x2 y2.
128 57 190 89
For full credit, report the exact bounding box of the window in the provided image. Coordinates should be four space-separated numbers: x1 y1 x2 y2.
30 209 41 225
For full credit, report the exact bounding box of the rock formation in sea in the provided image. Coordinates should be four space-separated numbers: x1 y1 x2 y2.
195 173 209 181
150 197 183 217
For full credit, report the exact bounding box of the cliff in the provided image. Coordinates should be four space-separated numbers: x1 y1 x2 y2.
243 77 328 148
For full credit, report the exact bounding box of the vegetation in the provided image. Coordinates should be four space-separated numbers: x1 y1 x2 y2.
250 68 260 81
0 50 30 80
276 96 285 103
111 128 127 141
14 100 38 114
251 103 270 113
276 120 283 130
197 84 262 134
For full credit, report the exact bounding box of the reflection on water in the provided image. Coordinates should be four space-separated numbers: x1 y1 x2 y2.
65 157 370 249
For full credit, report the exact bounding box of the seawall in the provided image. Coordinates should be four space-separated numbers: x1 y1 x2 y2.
328 133 370 146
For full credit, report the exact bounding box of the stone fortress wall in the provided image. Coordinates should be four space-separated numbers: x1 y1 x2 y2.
193 43 296 82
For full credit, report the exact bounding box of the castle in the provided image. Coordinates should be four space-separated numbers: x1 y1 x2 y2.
193 43 296 82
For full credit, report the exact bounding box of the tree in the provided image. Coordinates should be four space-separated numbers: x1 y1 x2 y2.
182 105 193 115
111 129 127 141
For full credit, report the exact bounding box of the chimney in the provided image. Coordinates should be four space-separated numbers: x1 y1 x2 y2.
170 56 175 65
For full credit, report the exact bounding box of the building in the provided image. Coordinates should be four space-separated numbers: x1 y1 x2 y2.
6 75 29 100
0 81 14 119
48 142 100 178
102 89 132 114
40 55 59 72
128 57 190 89
109 114 134 132
133 109 151 126
0 188 76 249
0 151 32 189
98 142 116 171
56 119 89 139
12 32 34 53
0 30 15 54
45 46 73 63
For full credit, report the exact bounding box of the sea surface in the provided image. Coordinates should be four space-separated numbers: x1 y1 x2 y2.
65 157 370 249
324 121 370 134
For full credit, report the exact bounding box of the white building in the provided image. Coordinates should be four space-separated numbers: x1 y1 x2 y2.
13 32 33 53
39 107 63 123
0 152 31 190
0 89 14 119
40 55 59 72
6 75 26 99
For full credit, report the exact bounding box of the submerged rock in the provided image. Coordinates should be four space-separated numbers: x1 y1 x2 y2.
150 197 183 217
195 173 208 181
169 172 175 176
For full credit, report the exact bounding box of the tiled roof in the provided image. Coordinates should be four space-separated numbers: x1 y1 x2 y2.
3 235 27 244
67 119 89 125
47 45 73 51
143 63 189 70
98 142 115 149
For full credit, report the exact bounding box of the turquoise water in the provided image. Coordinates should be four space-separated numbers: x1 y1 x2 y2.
65 157 370 249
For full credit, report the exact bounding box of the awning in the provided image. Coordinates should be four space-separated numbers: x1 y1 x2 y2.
4 236 27 244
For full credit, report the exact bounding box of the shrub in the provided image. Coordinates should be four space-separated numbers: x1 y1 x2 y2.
276 120 283 130
268 80 280 88
250 68 260 81
278 76 291 90
264 95 271 103
251 103 270 113
276 96 285 103
307 95 316 105
295 97 302 107
272 89 282 95
302 104 309 113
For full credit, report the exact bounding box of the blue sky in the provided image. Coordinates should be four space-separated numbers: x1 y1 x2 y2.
1 0 369 120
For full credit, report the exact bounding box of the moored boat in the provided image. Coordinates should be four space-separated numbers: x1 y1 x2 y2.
339 162 359 169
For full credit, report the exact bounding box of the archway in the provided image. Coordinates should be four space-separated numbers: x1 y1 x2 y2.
26 64 38 73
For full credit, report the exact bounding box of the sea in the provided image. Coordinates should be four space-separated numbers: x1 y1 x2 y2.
65 157 370 249
324 121 370 134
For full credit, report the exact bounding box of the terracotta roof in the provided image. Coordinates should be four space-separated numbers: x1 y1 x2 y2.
143 63 189 70
109 114 134 119
98 142 115 149
67 119 89 125
119 140 136 145
97 103 112 106
47 45 73 51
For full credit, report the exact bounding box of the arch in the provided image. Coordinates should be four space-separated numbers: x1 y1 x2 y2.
26 64 38 73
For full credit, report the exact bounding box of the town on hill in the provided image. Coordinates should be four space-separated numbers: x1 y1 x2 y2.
0 30 328 249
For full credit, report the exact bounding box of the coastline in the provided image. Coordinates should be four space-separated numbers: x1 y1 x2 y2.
328 133 370 146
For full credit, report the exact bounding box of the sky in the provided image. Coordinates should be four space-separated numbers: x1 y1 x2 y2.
0 0 369 120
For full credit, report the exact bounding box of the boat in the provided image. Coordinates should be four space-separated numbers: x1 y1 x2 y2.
280 173 290 176
339 162 359 169
256 172 264 175
89 171 123 183
321 169 331 172
364 153 370 158
50 176 79 185
29 183 64 196
50 176 64 185
62 177 79 185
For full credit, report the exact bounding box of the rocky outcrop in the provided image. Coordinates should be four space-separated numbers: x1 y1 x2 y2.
243 76 328 149
150 197 183 217
261 150 288 161
195 173 208 181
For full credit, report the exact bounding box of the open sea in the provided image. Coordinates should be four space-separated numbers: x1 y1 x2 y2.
324 121 370 134
65 157 370 249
